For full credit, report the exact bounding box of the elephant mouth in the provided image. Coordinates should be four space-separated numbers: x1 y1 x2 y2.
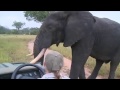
29 48 47 64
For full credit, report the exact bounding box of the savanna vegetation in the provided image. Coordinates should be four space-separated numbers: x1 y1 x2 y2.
1 34 120 78
0 34 35 63
1 11 120 78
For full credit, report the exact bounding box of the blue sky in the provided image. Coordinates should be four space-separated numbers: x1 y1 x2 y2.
0 11 120 29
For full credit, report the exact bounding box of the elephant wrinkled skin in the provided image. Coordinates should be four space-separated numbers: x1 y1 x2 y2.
30 11 120 79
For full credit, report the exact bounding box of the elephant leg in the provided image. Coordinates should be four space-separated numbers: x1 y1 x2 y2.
79 67 86 79
108 49 120 79
108 61 119 79
88 59 103 79
70 37 94 79
70 49 88 79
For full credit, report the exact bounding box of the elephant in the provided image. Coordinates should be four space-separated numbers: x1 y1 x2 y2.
29 11 120 79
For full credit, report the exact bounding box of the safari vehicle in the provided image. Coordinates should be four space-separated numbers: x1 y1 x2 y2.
0 62 45 79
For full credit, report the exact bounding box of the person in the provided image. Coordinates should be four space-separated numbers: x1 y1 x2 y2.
38 51 70 79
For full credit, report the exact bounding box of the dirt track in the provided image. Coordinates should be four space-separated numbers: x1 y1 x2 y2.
28 40 102 79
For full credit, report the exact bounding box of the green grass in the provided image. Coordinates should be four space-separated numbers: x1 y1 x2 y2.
1 34 120 78
0 34 36 63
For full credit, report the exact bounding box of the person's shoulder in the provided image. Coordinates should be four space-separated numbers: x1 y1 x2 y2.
60 76 70 79
60 74 70 79
38 73 56 79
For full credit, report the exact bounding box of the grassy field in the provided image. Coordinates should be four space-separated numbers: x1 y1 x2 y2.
0 34 120 78
0 34 35 63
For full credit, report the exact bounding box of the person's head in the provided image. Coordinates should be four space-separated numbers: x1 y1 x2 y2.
44 51 64 79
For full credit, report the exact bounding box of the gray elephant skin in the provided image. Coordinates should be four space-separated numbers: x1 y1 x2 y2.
33 11 120 79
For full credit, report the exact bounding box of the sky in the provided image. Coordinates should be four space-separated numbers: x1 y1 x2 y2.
0 11 120 29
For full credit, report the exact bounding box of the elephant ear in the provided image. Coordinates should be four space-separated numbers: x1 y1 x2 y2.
63 12 95 47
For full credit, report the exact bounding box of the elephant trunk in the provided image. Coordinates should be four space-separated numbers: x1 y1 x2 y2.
30 31 52 64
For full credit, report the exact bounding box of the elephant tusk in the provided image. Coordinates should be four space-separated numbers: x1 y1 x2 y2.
26 53 33 56
30 48 47 64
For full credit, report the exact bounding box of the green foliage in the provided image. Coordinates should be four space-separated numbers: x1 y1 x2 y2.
0 24 39 35
29 27 39 35
11 29 19 34
18 27 39 35
19 28 30 35
24 11 54 22
0 25 11 34
12 21 25 30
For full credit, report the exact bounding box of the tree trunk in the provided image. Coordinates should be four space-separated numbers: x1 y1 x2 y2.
17 28 20 34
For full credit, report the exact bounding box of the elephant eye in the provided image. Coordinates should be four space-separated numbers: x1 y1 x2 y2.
48 25 55 31
48 25 53 29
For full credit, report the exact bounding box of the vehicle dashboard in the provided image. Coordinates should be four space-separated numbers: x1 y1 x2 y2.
0 62 45 79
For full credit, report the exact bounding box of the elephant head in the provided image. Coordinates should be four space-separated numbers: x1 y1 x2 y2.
30 11 95 65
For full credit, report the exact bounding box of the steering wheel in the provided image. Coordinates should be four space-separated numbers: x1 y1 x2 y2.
11 64 45 79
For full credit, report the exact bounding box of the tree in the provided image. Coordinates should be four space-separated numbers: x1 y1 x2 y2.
12 21 25 31
11 29 19 34
0 25 11 34
24 11 55 22
21 27 30 35
29 27 39 35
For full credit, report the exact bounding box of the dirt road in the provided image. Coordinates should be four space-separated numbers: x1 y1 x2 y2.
28 40 102 79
